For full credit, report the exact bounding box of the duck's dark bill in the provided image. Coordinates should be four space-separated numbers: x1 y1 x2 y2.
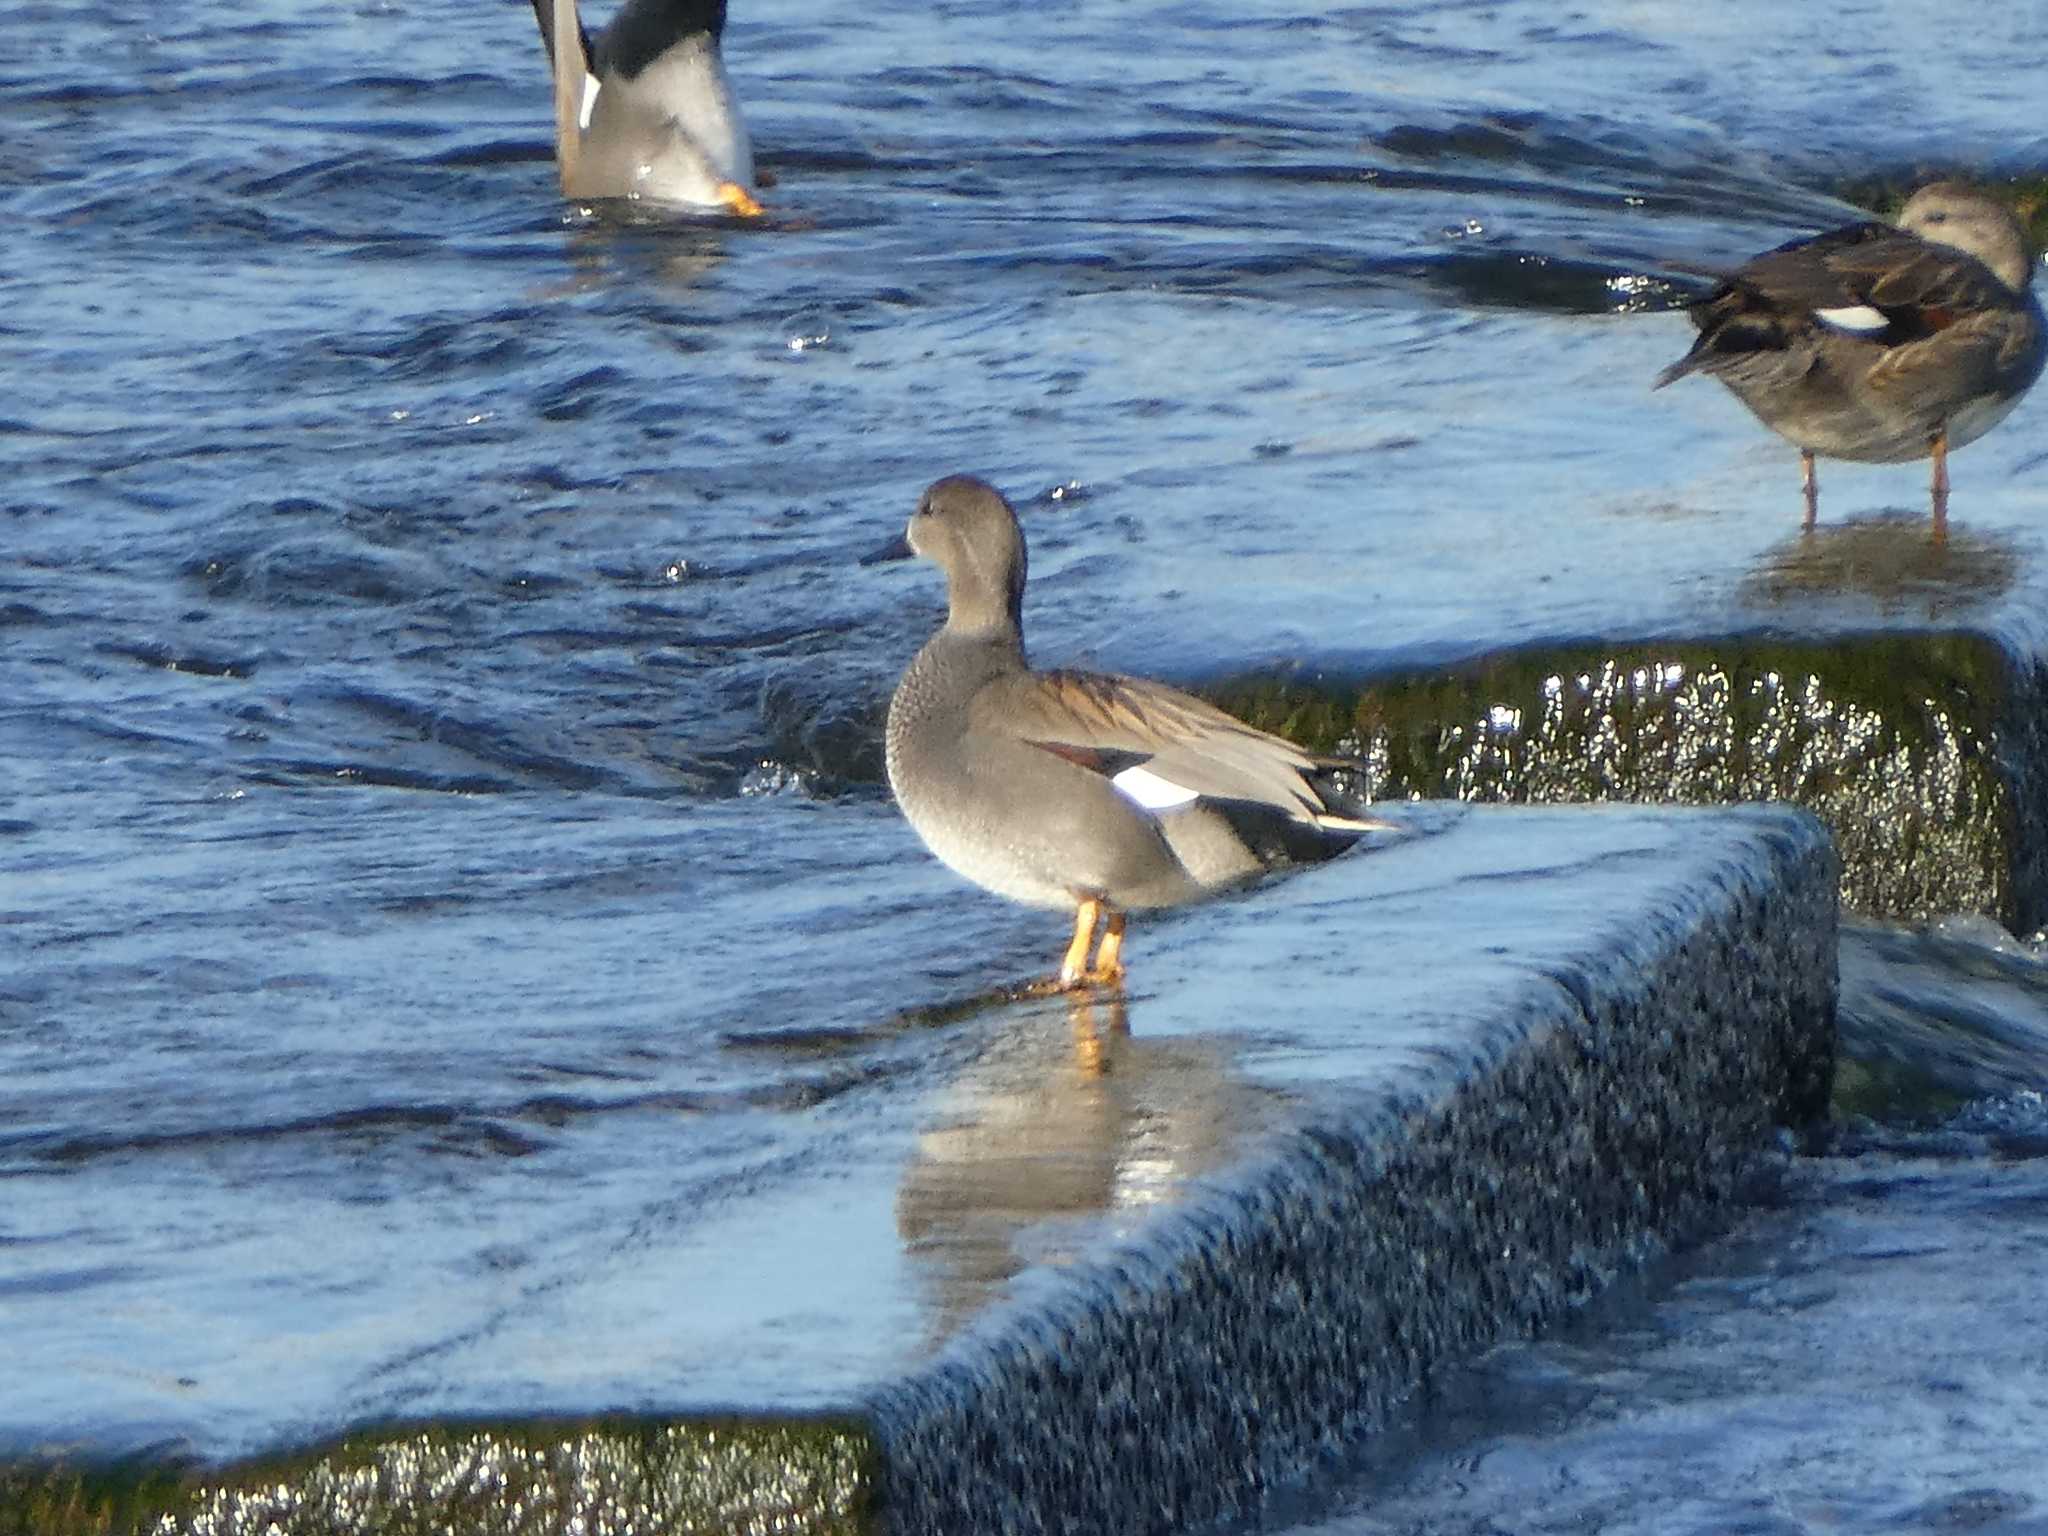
860 532 914 565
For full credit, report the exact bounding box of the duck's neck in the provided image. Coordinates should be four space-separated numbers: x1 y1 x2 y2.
944 566 1025 643
937 608 1026 668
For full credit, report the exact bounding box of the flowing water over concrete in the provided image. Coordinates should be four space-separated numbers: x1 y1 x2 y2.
3 0 2046 1528
1267 930 2048 1536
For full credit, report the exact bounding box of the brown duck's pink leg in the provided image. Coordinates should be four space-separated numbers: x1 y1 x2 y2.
1059 898 1102 988
1800 450 1818 532
1088 909 1128 987
1930 430 1950 544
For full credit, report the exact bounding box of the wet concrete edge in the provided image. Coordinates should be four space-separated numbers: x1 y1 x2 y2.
870 811 1839 1536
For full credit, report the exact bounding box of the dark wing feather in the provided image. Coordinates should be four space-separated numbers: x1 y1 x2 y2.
1752 227 2015 333
593 0 729 80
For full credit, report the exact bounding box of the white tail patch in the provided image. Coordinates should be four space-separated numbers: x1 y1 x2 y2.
1318 811 1403 834
579 74 601 131
1112 764 1200 812
1814 304 1889 335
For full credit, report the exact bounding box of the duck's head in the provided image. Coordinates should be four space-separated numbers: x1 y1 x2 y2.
1899 183 2035 293
865 476 1028 634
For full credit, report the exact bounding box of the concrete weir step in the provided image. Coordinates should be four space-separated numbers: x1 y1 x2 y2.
5 805 1837 1536
1206 526 2048 931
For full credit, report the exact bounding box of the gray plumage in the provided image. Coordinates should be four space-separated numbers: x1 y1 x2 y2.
873 476 1382 987
1656 183 2044 529
532 0 759 213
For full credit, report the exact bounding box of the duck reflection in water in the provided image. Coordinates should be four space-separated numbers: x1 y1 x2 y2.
1743 514 2019 621
551 215 745 295
894 992 1273 1349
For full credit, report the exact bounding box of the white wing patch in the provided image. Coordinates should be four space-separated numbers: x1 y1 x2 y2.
580 74 602 131
1112 764 1200 812
1813 304 1889 335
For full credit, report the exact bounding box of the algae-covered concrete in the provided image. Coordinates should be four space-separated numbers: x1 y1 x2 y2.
1 1419 875 1536
3 806 1834 1536
1210 613 2048 929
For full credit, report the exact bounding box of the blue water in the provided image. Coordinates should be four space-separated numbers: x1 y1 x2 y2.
4 0 2047 1525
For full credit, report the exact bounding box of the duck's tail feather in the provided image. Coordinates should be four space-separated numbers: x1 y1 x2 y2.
1300 760 1404 835
1313 809 1404 835
1652 351 1701 389
539 0 587 193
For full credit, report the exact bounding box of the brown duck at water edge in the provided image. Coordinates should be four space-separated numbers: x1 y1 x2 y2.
866 476 1391 991
531 0 762 215
1655 183 2045 538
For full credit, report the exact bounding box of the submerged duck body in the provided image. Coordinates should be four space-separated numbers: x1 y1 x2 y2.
1656 183 2044 531
532 0 760 214
872 476 1381 988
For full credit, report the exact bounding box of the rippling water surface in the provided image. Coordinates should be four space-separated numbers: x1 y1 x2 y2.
4 0 2047 1524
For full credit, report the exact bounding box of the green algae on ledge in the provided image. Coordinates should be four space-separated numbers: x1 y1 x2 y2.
1205 633 2041 928
0 1416 879 1536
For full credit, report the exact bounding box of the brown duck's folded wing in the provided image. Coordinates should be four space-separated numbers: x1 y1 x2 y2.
1740 224 2017 327
1658 223 2015 385
1865 306 2031 401
974 667 1332 822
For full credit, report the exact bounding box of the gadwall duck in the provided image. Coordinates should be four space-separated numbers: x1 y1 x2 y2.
869 476 1385 989
532 0 761 214
1655 183 2044 536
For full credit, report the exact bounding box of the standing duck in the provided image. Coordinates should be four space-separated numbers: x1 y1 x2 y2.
868 476 1385 990
1655 183 2043 536
531 0 761 215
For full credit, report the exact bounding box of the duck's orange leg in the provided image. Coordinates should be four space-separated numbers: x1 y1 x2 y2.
1087 909 1128 987
1059 898 1102 988
1930 429 1950 545
1800 449 1818 533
